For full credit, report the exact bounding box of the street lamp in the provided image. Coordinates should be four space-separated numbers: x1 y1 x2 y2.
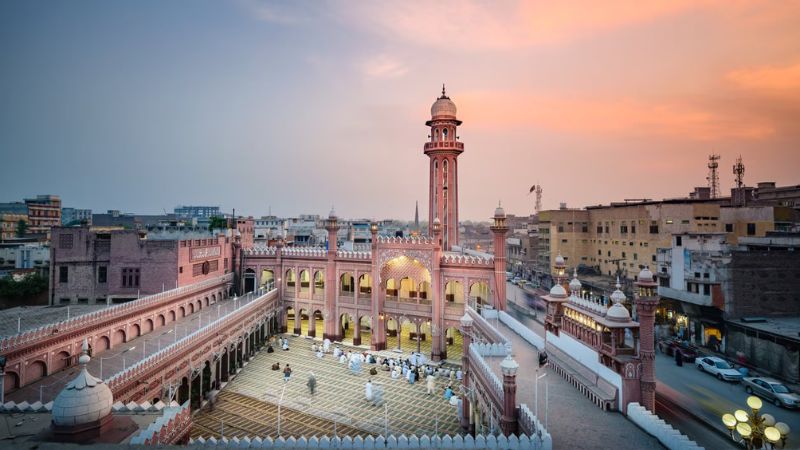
722 395 791 449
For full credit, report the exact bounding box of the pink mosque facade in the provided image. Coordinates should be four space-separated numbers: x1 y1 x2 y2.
242 88 508 361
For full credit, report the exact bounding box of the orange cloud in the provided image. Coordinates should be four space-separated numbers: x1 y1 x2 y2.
361 54 409 79
457 91 775 140
727 62 800 92
337 0 707 50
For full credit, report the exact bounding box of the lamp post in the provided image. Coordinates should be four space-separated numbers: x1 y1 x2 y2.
722 395 791 449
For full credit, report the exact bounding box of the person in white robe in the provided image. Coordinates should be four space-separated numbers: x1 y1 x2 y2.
365 379 374 401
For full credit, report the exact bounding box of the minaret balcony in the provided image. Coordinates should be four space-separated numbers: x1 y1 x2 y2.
424 141 464 151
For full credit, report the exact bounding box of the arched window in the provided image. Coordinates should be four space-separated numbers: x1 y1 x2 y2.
442 128 448 140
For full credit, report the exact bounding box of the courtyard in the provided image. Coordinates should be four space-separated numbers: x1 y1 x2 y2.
191 334 464 440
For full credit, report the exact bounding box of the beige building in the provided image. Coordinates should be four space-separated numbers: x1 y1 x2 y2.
537 199 787 283
1 213 29 241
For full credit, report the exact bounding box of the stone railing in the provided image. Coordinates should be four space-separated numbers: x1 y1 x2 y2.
467 307 511 348
0 273 233 350
0 399 182 415
441 253 494 266
281 247 327 258
517 404 553 449
566 297 608 317
499 311 544 351
188 433 549 449
376 236 433 245
106 289 278 393
336 250 371 260
130 400 192 445
469 343 504 405
245 246 277 256
472 342 510 357
627 403 703 449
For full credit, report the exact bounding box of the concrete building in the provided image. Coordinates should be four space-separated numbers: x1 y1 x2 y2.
0 202 29 241
173 205 220 219
24 195 61 239
61 208 92 226
49 227 235 305
536 200 792 291
254 215 283 244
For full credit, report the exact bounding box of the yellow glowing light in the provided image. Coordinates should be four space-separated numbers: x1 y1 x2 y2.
764 427 781 443
734 409 749 423
736 422 752 438
722 414 737 429
747 395 762 411
775 422 790 437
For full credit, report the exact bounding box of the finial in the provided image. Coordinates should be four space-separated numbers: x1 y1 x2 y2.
573 268 578 278
442 83 446 97
615 275 621 290
79 337 90 365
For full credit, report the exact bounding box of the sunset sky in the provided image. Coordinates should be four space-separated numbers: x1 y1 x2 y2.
2 1 799 221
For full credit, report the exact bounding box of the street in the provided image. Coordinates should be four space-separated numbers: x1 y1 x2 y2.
506 282 799 449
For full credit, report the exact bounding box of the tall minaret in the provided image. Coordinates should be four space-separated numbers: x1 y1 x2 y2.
414 200 420 232
635 266 658 412
425 85 463 250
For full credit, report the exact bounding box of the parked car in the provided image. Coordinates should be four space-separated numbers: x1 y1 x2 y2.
658 339 698 362
696 356 743 382
743 377 800 409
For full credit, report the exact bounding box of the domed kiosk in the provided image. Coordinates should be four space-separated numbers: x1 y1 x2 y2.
51 338 114 440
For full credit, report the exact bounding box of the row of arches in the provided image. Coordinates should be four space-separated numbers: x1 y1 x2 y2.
4 289 228 394
284 307 463 359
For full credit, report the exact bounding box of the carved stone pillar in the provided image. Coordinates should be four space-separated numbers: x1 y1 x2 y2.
500 356 519 436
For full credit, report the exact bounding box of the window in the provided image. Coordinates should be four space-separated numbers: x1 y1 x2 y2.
598 250 602 256
561 239 568 243
59 266 68 283
666 219 674 224
694 272 700 278
558 224 564 232
703 284 710 295
60 298 70 304
633 253 638 260
597 226 603 233
649 222 659 234
59 234 74 249
98 266 107 283
681 219 690 224
620 224 628 234
77 298 88 304
676 236 682 247
622 252 627 258
631 225 636 234
97 298 106 304
122 268 140 287
723 223 732 232
179 266 183 274
652 255 657 262
581 224 588 232
747 223 756 236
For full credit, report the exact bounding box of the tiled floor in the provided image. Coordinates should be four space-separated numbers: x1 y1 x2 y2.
191 334 464 440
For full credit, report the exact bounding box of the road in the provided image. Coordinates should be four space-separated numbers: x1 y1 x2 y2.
506 282 800 449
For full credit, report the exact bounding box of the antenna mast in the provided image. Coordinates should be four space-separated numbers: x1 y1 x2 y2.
733 155 746 206
707 154 721 199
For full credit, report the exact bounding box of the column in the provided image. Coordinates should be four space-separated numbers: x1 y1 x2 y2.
416 322 422 353
370 223 385 350
353 317 362 346
293 307 302 335
460 314 473 432
431 221 444 361
308 312 316 338
500 356 519 436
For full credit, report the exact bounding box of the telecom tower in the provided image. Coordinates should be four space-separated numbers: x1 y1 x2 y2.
533 184 543 214
707 154 721 199
733 155 746 206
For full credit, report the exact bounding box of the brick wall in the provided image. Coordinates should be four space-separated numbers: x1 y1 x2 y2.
727 250 800 318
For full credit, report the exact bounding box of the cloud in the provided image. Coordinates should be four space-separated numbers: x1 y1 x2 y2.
727 62 800 92
335 0 706 50
361 54 409 79
456 90 775 140
241 0 311 24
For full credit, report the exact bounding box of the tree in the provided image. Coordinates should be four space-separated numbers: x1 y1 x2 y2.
16 219 27 238
208 216 228 232
0 272 48 298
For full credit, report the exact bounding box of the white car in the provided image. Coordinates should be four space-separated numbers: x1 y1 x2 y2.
696 356 743 382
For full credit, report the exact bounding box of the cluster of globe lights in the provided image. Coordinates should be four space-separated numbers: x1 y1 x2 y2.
722 395 790 449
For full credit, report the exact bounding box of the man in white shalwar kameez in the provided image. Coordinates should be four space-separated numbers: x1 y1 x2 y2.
365 379 374 402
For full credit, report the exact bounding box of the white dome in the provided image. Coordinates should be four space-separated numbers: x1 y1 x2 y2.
569 269 582 293
606 303 631 322
494 205 506 217
52 339 113 428
555 254 565 267
549 283 567 298
610 276 626 304
433 217 441 225
431 96 457 118
638 267 654 283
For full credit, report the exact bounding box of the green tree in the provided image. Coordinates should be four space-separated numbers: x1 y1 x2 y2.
208 216 228 232
15 219 27 237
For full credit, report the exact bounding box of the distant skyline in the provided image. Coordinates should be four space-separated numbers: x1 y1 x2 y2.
1 1 798 221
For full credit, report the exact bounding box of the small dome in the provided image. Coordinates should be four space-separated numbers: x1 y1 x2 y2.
494 204 506 218
610 276 626 304
52 339 113 428
460 312 473 327
638 266 654 283
549 283 567 298
555 253 565 267
328 207 337 219
606 303 631 322
433 217 441 225
569 269 582 294
431 86 457 118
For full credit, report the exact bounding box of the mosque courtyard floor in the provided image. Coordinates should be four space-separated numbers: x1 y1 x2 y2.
191 334 464 440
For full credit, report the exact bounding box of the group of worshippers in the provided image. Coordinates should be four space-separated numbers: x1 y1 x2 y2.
266 336 291 353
